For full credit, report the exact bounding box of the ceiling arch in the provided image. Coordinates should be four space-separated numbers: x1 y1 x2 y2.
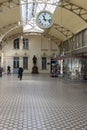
0 0 87 44
59 0 87 23
53 23 74 38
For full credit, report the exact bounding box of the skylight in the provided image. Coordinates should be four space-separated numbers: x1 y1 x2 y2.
21 0 60 33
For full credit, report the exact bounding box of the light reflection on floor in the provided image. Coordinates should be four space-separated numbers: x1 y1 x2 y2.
0 74 87 130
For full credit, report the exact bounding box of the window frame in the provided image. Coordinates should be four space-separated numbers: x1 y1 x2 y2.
23 38 29 50
13 38 20 49
23 57 28 70
42 57 47 70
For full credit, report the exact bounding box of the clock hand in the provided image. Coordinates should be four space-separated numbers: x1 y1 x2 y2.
49 19 52 23
43 15 46 21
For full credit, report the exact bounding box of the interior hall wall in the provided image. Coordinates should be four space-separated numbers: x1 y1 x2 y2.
0 35 60 74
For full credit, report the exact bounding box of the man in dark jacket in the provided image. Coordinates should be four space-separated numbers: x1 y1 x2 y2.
18 67 23 80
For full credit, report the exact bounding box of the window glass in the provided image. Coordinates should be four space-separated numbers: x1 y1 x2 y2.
78 32 82 47
23 38 29 49
75 35 79 48
42 57 47 70
14 38 19 49
23 57 28 69
13 57 19 68
82 30 87 46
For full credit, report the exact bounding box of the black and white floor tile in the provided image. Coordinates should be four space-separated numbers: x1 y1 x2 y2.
0 74 87 130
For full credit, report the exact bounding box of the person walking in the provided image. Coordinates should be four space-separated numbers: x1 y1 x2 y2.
18 67 23 80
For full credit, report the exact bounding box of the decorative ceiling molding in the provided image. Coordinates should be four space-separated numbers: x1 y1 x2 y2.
0 21 22 42
1 0 87 24
59 0 87 23
53 24 74 38
0 22 18 33
0 0 19 9
0 0 87 44
2 32 22 42
0 25 22 42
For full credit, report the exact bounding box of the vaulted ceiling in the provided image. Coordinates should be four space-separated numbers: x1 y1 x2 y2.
0 0 87 46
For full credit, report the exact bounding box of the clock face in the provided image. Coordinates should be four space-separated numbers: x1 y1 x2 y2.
36 11 53 29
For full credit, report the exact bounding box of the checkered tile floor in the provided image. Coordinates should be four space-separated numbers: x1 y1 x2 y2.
0 74 87 130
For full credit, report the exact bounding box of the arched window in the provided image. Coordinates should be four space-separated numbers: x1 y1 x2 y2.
13 38 19 49
23 38 29 49
42 57 47 70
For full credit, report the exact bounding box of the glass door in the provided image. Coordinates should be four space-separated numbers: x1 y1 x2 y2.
13 57 19 74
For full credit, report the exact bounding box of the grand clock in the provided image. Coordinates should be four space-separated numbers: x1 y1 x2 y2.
36 10 53 29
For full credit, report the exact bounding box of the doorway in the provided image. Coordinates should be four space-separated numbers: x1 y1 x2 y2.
13 57 19 74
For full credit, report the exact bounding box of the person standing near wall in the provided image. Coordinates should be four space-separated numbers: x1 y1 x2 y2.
0 66 2 77
7 66 11 75
18 67 23 80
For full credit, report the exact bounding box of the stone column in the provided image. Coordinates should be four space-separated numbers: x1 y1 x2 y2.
1 52 3 68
